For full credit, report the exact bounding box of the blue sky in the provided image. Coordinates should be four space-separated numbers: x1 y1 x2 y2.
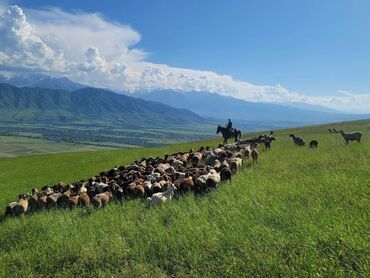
13 0 370 97
0 0 369 112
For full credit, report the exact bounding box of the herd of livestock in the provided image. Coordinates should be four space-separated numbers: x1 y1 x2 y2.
4 128 363 217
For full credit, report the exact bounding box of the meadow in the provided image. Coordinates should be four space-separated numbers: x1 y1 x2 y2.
0 120 369 277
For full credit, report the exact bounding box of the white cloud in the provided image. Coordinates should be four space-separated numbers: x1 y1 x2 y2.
0 5 369 113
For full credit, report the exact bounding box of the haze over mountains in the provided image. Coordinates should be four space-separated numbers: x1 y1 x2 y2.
132 90 369 125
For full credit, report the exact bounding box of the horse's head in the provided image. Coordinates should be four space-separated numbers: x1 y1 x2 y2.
216 125 221 134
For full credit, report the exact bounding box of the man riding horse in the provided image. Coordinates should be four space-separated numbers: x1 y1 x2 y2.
217 118 241 144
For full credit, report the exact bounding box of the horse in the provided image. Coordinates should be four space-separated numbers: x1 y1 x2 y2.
216 125 241 144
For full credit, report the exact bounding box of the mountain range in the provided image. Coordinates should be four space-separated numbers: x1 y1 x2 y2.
0 83 205 127
0 74 368 129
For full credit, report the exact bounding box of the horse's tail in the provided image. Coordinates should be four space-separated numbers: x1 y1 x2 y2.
238 130 242 140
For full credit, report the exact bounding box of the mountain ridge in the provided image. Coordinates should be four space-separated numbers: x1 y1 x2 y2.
0 83 206 127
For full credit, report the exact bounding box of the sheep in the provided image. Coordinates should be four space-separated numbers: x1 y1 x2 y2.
28 188 39 211
289 134 305 146
189 152 203 167
37 195 48 209
179 175 194 193
241 145 251 159
78 192 90 207
339 130 362 145
147 183 177 205
251 148 259 165
195 174 209 193
57 184 73 208
5 202 17 217
309 140 318 148
206 169 221 188
220 167 232 182
67 195 80 209
14 194 30 216
228 157 243 173
92 192 113 208
46 192 63 209
151 182 163 194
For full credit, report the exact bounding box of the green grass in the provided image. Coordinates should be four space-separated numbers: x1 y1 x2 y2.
0 120 369 277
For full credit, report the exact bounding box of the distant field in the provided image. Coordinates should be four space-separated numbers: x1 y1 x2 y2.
0 119 369 277
0 135 118 157
0 122 215 156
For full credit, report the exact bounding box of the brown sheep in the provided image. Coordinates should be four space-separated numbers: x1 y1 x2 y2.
92 192 113 208
67 195 80 209
180 175 194 193
78 193 90 207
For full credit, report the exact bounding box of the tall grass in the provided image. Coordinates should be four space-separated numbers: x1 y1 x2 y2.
0 120 369 277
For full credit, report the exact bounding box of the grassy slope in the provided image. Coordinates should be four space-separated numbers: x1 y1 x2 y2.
0 120 369 277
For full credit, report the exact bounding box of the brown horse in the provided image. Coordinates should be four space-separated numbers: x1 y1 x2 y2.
217 125 241 144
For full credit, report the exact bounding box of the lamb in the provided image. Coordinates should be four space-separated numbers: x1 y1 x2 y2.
339 130 362 145
309 140 318 148
251 148 259 165
92 192 113 208
289 134 305 146
147 183 177 205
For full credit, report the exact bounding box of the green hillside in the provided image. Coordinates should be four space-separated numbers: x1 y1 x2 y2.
0 83 206 126
0 120 369 277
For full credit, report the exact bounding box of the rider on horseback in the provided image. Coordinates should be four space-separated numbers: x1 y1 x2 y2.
226 119 233 131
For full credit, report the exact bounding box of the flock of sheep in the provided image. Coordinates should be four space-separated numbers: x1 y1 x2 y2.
4 134 269 217
4 127 363 217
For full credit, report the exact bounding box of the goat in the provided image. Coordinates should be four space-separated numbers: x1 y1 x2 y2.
309 140 318 148
289 134 305 146
251 148 259 165
339 130 362 145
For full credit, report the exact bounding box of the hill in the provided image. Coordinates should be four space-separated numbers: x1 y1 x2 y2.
132 90 369 124
0 84 207 127
0 119 368 276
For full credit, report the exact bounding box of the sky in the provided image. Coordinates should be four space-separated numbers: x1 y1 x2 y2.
0 0 369 113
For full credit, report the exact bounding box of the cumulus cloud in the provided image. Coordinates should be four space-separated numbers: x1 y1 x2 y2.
0 5 369 113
